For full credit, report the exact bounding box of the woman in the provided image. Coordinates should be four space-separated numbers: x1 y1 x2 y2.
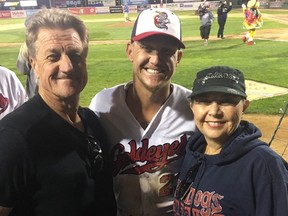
198 2 214 46
173 66 288 215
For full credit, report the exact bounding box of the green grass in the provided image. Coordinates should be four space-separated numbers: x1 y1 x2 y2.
0 8 287 114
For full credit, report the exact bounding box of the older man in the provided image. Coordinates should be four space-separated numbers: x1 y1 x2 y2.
0 8 116 216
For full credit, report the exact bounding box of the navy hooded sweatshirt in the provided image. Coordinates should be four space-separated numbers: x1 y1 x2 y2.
173 120 288 216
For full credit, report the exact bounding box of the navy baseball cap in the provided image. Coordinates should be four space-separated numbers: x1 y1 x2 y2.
189 66 247 99
131 8 185 49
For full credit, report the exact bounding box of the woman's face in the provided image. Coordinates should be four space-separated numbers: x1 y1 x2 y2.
190 93 249 145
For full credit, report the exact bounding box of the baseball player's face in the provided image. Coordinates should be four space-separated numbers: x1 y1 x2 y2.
29 28 87 101
126 35 182 92
190 93 250 146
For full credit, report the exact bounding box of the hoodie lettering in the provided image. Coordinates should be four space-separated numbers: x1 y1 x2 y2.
174 187 224 216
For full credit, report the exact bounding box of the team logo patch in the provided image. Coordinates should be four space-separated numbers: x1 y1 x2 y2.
154 11 170 30
0 93 9 115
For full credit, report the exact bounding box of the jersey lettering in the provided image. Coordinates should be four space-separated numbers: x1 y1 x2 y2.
158 173 172 195
112 134 187 176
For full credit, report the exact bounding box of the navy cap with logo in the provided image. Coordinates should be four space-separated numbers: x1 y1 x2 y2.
131 8 185 49
189 66 247 99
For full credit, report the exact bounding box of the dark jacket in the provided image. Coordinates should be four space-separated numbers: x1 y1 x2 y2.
174 121 288 216
217 3 232 21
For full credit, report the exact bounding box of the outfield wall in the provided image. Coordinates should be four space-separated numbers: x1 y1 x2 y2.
0 1 286 19
0 1 223 19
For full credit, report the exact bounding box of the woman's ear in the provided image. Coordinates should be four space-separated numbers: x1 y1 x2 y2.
189 101 194 111
243 99 250 112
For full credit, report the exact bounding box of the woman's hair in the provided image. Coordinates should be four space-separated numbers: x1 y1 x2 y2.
25 8 89 58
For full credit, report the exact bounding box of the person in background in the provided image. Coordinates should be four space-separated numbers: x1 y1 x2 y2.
0 65 27 120
173 66 288 215
198 1 214 46
0 8 116 216
123 2 131 22
16 15 38 99
89 7 195 215
16 42 38 98
241 0 263 45
217 1 232 39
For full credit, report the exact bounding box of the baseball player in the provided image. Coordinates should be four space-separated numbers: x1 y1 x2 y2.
123 2 131 22
89 8 195 215
0 66 27 120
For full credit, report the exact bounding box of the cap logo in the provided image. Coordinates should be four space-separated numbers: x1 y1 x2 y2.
154 11 170 30
198 71 240 85
189 66 246 99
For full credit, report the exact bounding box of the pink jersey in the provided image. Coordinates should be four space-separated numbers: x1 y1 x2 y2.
89 82 195 215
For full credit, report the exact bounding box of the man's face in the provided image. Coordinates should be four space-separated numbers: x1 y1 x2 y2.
126 35 182 92
30 28 87 100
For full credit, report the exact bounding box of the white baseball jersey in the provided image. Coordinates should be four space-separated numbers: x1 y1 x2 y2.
89 82 195 216
0 66 28 120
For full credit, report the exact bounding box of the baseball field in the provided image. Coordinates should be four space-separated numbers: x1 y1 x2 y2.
0 8 287 160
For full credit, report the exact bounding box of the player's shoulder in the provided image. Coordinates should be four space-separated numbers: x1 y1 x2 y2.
0 66 18 81
168 84 192 107
93 82 127 99
0 66 25 94
89 82 128 110
172 83 192 96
